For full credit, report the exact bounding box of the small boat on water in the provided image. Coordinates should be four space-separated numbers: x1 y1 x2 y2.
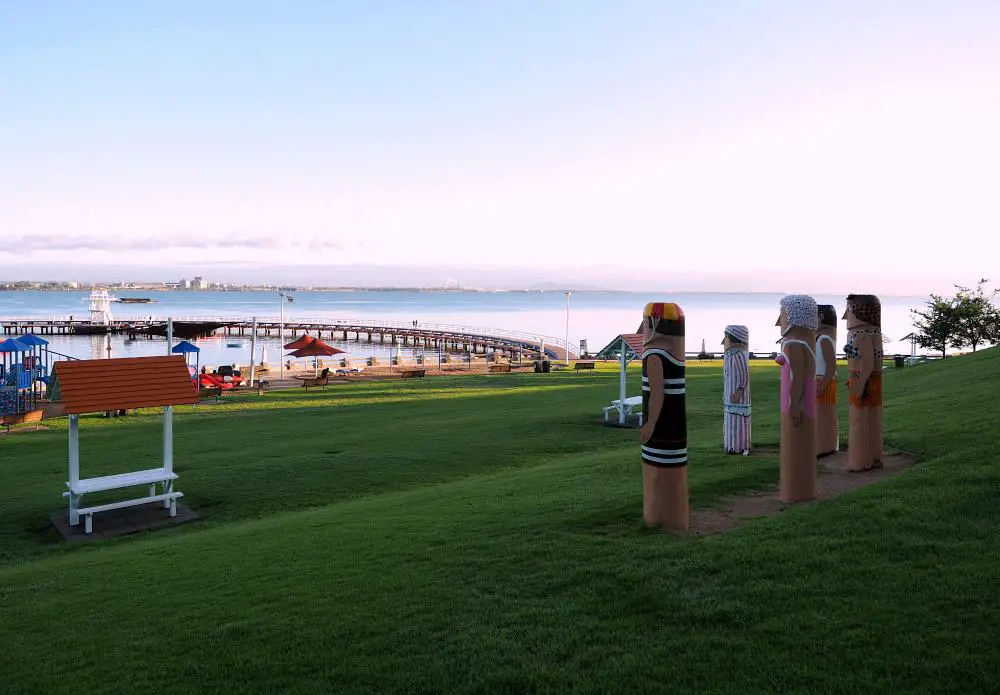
119 297 155 303
226 341 243 348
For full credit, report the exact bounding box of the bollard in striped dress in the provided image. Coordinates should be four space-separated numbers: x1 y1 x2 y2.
722 325 751 454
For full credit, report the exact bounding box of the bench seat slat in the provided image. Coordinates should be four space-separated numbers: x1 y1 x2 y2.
67 468 178 495
76 491 184 516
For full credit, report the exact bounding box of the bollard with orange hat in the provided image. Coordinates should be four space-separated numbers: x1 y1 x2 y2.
639 302 689 530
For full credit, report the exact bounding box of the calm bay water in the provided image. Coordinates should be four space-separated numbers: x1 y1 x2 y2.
1 290 924 367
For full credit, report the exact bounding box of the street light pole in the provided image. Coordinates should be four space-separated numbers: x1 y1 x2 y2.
564 291 572 366
278 292 287 381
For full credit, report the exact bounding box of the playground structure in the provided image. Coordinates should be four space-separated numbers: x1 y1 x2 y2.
0 334 53 421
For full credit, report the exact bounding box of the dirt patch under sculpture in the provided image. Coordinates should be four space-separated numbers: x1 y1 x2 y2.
686 450 917 536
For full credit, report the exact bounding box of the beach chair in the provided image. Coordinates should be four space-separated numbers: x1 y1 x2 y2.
296 368 331 390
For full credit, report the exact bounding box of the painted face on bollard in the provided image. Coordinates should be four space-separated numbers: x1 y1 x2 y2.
642 314 684 360
842 306 856 327
775 308 788 336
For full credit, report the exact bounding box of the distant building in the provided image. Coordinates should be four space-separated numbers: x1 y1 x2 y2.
193 276 208 290
180 278 192 290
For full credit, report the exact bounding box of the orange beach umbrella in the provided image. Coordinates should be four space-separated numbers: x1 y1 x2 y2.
286 338 345 375
284 334 315 350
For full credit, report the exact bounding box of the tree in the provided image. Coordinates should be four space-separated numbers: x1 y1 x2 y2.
911 295 959 357
911 280 1000 357
952 279 1000 352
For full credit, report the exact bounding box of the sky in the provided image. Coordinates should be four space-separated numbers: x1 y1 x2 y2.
2 1 999 293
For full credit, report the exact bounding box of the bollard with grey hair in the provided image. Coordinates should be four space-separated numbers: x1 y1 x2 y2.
843 294 884 471
722 325 751 454
775 295 818 502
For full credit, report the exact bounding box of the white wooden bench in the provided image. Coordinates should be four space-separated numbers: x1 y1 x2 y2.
603 396 644 424
64 467 183 534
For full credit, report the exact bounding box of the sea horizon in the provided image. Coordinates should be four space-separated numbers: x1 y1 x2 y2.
1 289 930 367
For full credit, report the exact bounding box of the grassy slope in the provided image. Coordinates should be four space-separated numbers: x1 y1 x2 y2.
1 354 998 693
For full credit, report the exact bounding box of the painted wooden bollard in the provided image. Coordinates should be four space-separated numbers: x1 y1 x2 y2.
639 302 688 530
775 295 818 502
815 305 839 458
843 294 884 471
722 325 751 455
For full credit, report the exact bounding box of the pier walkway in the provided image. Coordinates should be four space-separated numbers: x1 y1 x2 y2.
2 317 576 360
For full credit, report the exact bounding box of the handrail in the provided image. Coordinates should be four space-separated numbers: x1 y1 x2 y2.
47 349 80 361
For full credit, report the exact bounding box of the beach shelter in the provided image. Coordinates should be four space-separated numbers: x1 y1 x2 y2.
171 340 201 380
287 338 344 376
50 356 199 534
594 333 645 425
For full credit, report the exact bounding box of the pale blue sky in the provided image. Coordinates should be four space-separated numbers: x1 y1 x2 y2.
2 1 998 291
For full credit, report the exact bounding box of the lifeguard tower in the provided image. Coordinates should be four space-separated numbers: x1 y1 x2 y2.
88 288 116 326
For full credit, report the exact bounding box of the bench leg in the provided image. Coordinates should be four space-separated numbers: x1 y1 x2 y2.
68 492 80 527
169 498 177 517
163 480 172 509
85 514 93 534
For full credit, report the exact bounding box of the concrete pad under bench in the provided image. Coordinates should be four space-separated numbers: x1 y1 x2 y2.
50 502 198 542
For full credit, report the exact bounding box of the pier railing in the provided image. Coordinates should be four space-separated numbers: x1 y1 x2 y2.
113 316 574 354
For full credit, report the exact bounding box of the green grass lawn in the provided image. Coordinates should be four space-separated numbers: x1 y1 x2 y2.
1 352 998 693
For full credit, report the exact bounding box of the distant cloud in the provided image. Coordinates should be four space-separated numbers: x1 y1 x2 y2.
6 234 347 254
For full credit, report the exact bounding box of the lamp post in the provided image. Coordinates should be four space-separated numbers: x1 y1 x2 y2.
278 292 290 381
564 291 572 366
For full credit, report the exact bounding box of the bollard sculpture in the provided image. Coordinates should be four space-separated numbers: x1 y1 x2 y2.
843 294 884 471
775 295 818 502
722 325 751 455
639 302 688 530
815 305 839 458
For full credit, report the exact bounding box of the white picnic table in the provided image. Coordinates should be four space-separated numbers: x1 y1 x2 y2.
603 395 643 424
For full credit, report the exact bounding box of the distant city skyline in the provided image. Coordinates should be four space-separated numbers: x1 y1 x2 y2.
2 2 998 291
0 262 965 298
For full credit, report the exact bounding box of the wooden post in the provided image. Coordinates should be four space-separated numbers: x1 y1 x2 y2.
249 316 258 387
163 404 174 512
775 295 818 502
844 295 884 471
815 306 839 457
164 405 173 475
166 317 173 355
68 414 80 526
619 337 627 425
722 325 751 455
640 303 689 531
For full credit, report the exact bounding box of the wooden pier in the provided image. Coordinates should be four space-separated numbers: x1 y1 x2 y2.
1 317 575 360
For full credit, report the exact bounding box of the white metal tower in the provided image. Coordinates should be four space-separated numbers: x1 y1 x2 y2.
88 288 117 325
